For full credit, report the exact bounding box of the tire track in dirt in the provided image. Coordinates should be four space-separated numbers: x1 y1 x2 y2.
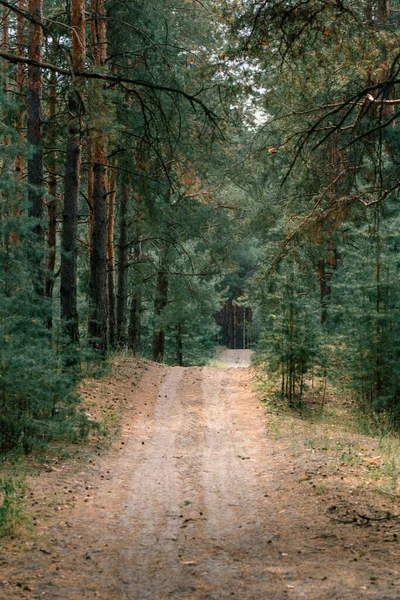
199 367 281 599
116 366 186 598
112 366 211 599
3 351 400 599
96 355 281 599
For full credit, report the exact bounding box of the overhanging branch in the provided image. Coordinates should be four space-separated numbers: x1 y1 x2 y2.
0 50 217 120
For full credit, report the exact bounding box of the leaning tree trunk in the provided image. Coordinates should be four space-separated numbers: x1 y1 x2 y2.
116 181 129 347
60 0 86 355
88 0 109 355
27 0 44 292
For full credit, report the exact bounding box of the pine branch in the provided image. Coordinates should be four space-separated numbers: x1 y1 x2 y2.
0 50 218 121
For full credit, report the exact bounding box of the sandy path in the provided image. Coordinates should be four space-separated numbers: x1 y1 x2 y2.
217 349 253 368
2 351 400 599
110 355 277 599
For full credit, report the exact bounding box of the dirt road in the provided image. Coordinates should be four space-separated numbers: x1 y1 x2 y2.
2 350 400 599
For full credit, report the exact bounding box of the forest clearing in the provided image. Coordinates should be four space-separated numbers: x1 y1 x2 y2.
1 350 400 599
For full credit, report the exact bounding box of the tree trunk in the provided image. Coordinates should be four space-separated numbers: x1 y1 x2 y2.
89 161 108 353
88 0 108 355
377 0 390 24
1 8 8 59
14 0 25 186
228 300 233 348
45 72 57 326
318 259 331 325
107 165 116 348
87 133 93 245
375 208 382 398
27 0 44 291
60 102 80 348
116 181 128 346
176 322 183 366
1 6 10 225
60 0 86 354
128 291 142 354
127 197 143 354
224 302 228 346
152 265 168 363
318 240 337 325
1 8 9 144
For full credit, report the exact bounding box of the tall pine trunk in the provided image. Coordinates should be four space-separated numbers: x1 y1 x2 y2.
375 208 382 398
176 322 183 366
14 0 25 192
45 72 57 324
116 181 128 346
107 165 116 348
127 213 143 354
60 0 86 353
1 8 9 147
88 0 109 355
128 291 142 354
152 260 168 363
87 133 94 246
318 259 331 325
27 0 44 291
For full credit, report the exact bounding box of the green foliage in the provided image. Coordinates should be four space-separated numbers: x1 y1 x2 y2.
329 202 400 419
162 273 222 366
0 117 92 452
0 452 26 536
255 256 322 406
0 224 93 452
219 0 400 428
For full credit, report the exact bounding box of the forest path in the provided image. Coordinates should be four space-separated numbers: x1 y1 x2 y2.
2 352 400 599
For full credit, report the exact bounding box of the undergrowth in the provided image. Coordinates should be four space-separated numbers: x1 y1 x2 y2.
0 452 27 536
257 368 400 495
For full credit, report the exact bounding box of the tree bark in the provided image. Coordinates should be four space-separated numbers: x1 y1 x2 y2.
60 0 86 353
1 8 9 56
127 215 143 355
128 290 142 354
45 72 57 324
89 161 108 353
152 264 168 363
318 259 331 325
88 0 108 355
375 208 382 397
176 322 183 366
14 0 25 187
27 0 44 290
107 164 116 348
150 166 174 363
87 132 93 245
116 181 128 346
1 7 9 143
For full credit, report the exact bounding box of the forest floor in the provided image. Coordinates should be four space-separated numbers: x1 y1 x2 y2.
1 350 400 599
